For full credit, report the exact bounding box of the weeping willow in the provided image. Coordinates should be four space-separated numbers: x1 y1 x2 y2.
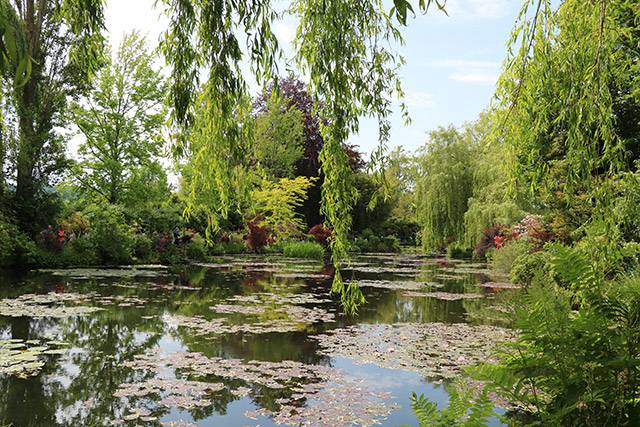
416 126 475 251
160 0 445 313
496 0 639 200
463 113 525 247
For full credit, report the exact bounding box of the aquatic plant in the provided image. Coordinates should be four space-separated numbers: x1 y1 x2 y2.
313 322 515 380
281 240 325 260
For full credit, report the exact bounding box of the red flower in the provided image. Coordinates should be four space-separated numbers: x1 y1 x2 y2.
494 235 505 249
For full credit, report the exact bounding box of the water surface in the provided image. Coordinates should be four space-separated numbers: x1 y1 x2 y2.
0 253 513 426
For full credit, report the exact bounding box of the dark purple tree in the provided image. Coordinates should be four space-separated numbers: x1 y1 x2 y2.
254 76 365 225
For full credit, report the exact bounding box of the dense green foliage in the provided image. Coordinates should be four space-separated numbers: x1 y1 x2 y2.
281 241 324 260
69 32 167 205
253 95 305 179
405 380 496 427
1 0 105 234
473 247 640 426
416 126 475 251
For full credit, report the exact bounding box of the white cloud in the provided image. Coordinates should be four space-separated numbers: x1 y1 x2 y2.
404 91 435 108
105 0 166 49
430 59 500 69
274 22 295 45
449 71 498 84
444 0 511 19
429 58 501 85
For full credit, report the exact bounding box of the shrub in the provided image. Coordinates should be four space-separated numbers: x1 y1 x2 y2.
382 218 420 246
510 250 553 287
474 224 504 259
132 233 155 263
353 229 401 253
472 272 640 426
157 242 183 265
185 234 208 261
282 241 324 260
245 216 273 252
58 235 100 266
211 241 246 255
0 214 38 268
84 204 135 264
488 239 532 275
309 223 332 246
447 243 472 259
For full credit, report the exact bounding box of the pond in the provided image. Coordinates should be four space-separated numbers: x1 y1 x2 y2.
0 253 516 426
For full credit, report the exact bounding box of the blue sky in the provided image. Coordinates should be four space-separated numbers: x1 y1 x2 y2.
105 0 523 155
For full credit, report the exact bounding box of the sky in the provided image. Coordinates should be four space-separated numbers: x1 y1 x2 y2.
104 0 523 156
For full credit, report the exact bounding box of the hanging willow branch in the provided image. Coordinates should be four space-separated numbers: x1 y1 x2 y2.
494 0 628 200
160 0 443 313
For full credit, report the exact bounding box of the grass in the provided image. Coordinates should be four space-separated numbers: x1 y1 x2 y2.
282 241 324 260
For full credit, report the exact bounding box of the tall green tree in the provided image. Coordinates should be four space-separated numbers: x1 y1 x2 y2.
69 32 167 205
1 0 105 233
253 94 304 179
496 0 640 236
416 125 475 251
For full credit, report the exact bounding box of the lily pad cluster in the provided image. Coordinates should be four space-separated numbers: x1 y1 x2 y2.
225 292 333 305
0 292 103 318
0 338 67 378
116 350 400 427
476 282 521 289
356 279 442 291
169 301 335 335
402 291 485 300
114 377 224 409
39 266 169 279
312 322 516 380
245 375 398 426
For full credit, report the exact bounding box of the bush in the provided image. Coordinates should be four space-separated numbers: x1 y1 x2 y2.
353 229 401 253
58 235 100 266
211 232 246 255
473 273 640 426
0 214 38 268
488 239 532 275
282 241 324 260
84 204 135 264
245 216 273 253
309 223 332 246
132 233 155 263
446 243 472 259
474 224 504 259
382 218 420 246
510 250 553 287
211 241 246 255
185 234 208 261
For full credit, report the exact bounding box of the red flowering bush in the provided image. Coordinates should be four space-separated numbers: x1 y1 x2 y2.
245 216 274 252
511 214 553 249
475 225 505 258
309 223 332 246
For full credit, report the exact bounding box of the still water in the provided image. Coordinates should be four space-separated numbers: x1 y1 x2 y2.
0 253 513 426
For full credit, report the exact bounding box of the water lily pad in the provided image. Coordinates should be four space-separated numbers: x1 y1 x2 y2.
118 349 400 427
38 267 169 279
476 282 521 289
402 291 485 301
356 279 441 291
312 322 516 380
0 339 67 378
0 293 103 318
